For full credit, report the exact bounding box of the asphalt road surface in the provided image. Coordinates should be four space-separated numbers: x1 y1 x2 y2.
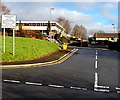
2 47 120 99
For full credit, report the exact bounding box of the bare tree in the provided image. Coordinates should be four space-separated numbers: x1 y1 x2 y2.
0 0 10 15
0 0 10 24
73 24 87 39
88 29 105 36
56 16 71 34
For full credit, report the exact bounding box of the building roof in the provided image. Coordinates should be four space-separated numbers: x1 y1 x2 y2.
94 33 118 38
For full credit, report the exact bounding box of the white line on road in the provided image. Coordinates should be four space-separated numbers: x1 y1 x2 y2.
81 88 88 91
70 87 87 90
70 86 81 90
94 72 98 87
95 61 98 68
4 79 20 83
26 82 42 86
94 88 110 92
96 55 97 60
96 50 97 55
95 85 109 89
48 84 64 88
116 87 120 90
117 91 120 94
94 73 110 90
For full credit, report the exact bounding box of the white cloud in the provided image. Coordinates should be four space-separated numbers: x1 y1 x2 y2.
4 2 118 33
100 3 118 22
53 9 95 25
87 22 118 33
2 0 119 2
73 2 98 11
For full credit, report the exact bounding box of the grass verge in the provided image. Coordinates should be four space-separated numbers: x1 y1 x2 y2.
0 36 61 62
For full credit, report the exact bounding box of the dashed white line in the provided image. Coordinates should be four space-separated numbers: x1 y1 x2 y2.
48 84 64 88
94 72 98 87
116 87 120 90
95 85 109 89
70 86 81 90
26 82 42 86
70 86 87 90
117 91 120 94
95 61 98 68
94 88 110 92
81 88 88 91
96 55 97 60
96 50 97 54
4 79 20 83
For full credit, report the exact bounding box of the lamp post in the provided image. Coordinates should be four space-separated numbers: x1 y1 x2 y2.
112 24 115 33
49 8 54 41
50 8 54 21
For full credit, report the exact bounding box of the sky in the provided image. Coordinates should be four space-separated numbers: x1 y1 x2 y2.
3 0 119 34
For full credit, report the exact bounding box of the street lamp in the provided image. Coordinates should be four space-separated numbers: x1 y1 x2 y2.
49 8 54 41
50 8 54 21
112 24 115 33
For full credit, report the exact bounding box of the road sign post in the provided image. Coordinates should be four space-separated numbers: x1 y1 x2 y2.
2 14 16 55
13 29 15 55
3 28 5 53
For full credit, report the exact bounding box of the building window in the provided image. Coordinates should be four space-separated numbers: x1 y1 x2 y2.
51 23 56 26
16 23 19 26
37 23 40 26
41 23 43 26
32 23 36 26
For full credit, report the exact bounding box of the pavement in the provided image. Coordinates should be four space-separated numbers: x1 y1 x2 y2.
1 46 120 99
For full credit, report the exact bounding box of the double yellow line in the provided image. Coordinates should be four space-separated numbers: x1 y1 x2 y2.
0 49 78 69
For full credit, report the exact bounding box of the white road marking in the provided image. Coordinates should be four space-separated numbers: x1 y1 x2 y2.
70 86 81 90
117 91 120 94
94 73 109 89
94 72 98 87
95 61 98 68
95 85 109 89
116 87 120 90
96 50 97 55
26 82 42 86
48 84 64 88
81 88 88 91
70 87 87 90
4 79 20 83
96 55 97 60
94 88 110 92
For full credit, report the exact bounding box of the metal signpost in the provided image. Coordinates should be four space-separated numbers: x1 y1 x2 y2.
2 14 16 55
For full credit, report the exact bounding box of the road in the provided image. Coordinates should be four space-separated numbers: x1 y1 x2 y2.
2 47 120 99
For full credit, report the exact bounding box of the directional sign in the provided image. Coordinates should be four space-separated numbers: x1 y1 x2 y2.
2 14 16 28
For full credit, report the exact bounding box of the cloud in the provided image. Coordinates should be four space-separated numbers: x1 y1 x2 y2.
73 2 98 11
100 3 118 22
2 0 119 2
4 2 118 33
53 9 95 25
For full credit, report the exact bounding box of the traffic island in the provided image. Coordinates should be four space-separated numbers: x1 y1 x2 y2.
0 48 78 69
